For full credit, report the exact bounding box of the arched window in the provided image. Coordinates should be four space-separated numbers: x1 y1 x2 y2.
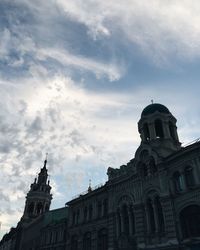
154 196 165 232
84 207 88 221
149 157 157 174
155 120 164 138
89 205 93 220
103 199 108 216
147 199 155 233
117 209 121 234
27 202 34 215
122 204 130 235
76 209 80 224
36 202 43 215
143 123 150 141
173 172 184 192
180 205 200 239
143 163 148 177
169 121 176 140
184 166 195 187
98 229 108 250
83 232 91 250
71 235 78 250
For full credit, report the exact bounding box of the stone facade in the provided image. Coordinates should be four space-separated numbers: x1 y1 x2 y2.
1 103 200 250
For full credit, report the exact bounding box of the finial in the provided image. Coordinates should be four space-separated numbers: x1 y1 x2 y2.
88 179 92 192
44 153 48 169
151 99 154 104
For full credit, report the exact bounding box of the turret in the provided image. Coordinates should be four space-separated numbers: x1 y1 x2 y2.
21 157 52 222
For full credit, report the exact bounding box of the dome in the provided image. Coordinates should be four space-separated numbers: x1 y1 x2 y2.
141 103 170 116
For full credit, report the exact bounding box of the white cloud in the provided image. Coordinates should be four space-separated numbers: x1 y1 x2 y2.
56 0 200 62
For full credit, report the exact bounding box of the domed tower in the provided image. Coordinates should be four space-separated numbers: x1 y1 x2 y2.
137 103 181 158
21 158 52 222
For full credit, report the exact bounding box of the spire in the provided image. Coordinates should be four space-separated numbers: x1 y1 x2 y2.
43 153 48 169
88 179 92 192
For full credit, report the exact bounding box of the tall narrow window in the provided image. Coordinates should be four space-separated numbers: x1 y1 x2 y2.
184 166 195 187
155 196 165 232
36 202 43 215
27 202 34 215
84 207 88 221
130 205 136 235
143 163 148 177
147 199 156 233
149 157 157 174
155 120 164 138
98 229 108 250
97 201 102 218
103 199 108 216
89 205 93 220
71 235 78 250
122 204 130 235
83 232 91 250
173 172 183 192
143 123 150 141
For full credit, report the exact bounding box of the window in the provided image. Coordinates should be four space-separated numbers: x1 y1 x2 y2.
83 232 91 250
71 235 78 250
122 204 130 235
103 199 108 216
36 202 43 215
130 205 135 235
147 199 156 233
184 166 195 187
72 212 76 225
154 196 165 232
143 123 150 141
180 205 200 239
149 157 157 174
27 202 34 215
155 119 164 138
98 229 108 250
143 163 148 177
97 201 102 218
89 205 93 220
84 207 88 221
173 172 184 192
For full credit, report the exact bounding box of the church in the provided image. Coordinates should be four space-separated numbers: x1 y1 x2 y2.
1 103 200 250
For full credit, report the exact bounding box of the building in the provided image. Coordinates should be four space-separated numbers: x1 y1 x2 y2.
1 103 200 250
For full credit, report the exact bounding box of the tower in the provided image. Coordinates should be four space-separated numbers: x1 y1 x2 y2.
21 158 52 222
137 103 181 158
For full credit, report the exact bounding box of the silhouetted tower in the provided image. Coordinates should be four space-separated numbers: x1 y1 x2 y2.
21 158 52 222
137 103 181 157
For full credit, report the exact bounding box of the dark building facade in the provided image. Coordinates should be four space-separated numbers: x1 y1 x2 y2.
1 103 200 250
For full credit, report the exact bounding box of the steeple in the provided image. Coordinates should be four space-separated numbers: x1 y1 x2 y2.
21 156 52 222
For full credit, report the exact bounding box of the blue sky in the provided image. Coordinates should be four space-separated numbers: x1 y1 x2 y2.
1 0 200 238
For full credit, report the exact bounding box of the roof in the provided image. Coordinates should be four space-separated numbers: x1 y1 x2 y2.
141 103 170 116
43 207 68 226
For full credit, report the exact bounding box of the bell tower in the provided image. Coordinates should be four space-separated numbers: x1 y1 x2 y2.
21 157 52 222
137 103 181 158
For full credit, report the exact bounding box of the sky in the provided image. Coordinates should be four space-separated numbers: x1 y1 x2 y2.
1 0 200 239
